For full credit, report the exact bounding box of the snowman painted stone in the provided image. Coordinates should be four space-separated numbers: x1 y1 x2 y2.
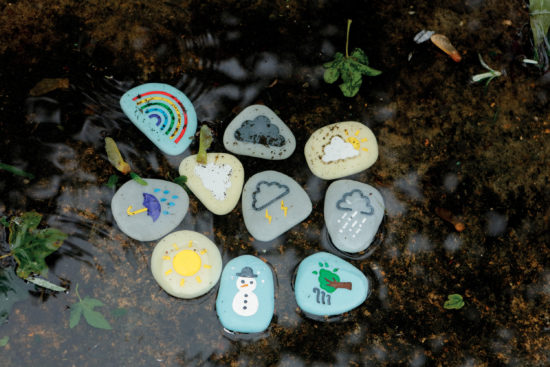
223 105 296 160
304 121 378 180
294 252 369 317
324 180 385 253
242 170 312 241
120 83 197 156
179 153 244 215
111 178 189 241
151 230 222 299
216 255 274 333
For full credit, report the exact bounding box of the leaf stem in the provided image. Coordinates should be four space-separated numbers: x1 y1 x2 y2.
345 19 352 58
75 283 82 302
0 253 13 260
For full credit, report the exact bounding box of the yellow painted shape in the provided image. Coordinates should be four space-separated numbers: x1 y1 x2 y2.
126 206 147 216
165 269 173 275
265 209 272 224
362 147 368 152
346 136 361 150
355 130 360 136
188 240 193 248
180 278 185 287
200 249 207 255
172 249 201 276
361 138 368 142
172 244 179 250
136 96 181 139
204 264 212 269
162 256 171 261
196 276 202 283
280 200 288 216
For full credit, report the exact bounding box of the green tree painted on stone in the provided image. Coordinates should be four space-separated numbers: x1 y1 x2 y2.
312 262 352 293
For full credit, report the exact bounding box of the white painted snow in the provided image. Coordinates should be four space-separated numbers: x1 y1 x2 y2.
195 163 233 200
321 136 359 163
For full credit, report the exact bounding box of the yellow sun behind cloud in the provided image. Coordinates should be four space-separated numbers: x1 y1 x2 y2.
344 129 369 152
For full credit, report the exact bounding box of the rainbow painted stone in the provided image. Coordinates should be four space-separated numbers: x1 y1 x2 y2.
111 179 189 241
216 255 275 333
151 230 222 299
294 252 369 317
120 83 197 156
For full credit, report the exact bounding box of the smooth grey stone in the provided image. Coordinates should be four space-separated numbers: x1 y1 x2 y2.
324 180 384 253
242 170 311 241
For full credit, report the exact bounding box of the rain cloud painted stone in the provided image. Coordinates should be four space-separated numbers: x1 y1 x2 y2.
223 105 296 160
242 170 312 242
294 252 369 317
304 121 378 180
120 83 197 156
179 153 244 215
111 178 189 241
325 180 384 253
151 230 222 299
216 255 275 333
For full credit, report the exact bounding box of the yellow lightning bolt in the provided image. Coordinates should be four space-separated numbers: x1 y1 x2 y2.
265 209 272 224
280 200 288 217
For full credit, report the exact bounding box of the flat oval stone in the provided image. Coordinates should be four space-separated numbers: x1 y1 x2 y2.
151 230 222 299
223 105 296 160
120 83 197 156
324 180 385 253
242 170 312 241
216 255 274 333
179 153 244 215
304 121 378 180
294 252 369 317
111 179 189 241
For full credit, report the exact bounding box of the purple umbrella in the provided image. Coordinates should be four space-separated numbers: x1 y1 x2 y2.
142 193 161 222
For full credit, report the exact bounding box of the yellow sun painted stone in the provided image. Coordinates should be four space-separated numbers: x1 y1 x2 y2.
304 121 378 180
151 230 222 299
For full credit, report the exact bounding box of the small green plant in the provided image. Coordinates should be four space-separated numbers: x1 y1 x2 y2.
444 294 465 309
196 124 213 164
323 19 382 97
0 336 9 347
471 53 502 87
70 284 112 330
529 0 550 69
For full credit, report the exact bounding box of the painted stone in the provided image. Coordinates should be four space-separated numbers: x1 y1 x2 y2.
120 83 197 156
111 179 189 241
242 170 312 241
216 255 274 333
324 180 384 253
151 230 222 299
223 105 296 160
179 153 244 215
294 252 369 317
304 121 378 180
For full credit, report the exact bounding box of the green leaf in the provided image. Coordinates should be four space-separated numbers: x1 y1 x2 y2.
323 52 345 68
0 336 9 347
354 61 382 76
6 212 67 279
318 268 340 293
350 48 369 64
0 267 29 325
69 303 82 328
340 82 361 98
27 277 66 292
130 172 147 186
82 308 112 330
444 294 465 309
0 162 34 179
196 125 213 164
82 296 105 308
323 67 340 84
105 174 119 188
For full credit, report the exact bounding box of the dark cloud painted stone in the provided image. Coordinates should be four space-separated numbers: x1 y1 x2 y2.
234 115 285 147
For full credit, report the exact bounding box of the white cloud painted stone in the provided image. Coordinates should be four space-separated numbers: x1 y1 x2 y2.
179 153 244 215
223 105 296 160
324 180 384 253
111 178 189 241
242 170 312 241
151 230 222 299
304 121 378 180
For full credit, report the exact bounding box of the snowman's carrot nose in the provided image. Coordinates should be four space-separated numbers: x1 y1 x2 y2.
241 284 248 287
127 206 148 216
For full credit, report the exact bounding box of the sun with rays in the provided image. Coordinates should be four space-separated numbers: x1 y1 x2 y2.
344 129 369 152
162 240 213 286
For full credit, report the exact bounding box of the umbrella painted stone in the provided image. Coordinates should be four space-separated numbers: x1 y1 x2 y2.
120 83 197 156
179 153 244 215
304 121 378 180
242 170 312 241
216 255 274 333
324 180 385 253
151 230 222 299
223 105 296 160
111 179 189 241
294 252 369 317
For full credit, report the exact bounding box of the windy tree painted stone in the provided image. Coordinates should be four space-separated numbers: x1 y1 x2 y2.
150 230 222 299
111 179 189 241
324 180 384 253
120 83 197 156
294 252 369 317
179 153 244 215
241 170 312 241
216 255 275 333
223 105 296 160
304 121 378 180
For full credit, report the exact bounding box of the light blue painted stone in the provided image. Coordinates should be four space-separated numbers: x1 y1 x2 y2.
120 83 197 156
294 252 369 317
216 255 274 333
324 180 384 253
242 170 312 241
111 179 189 241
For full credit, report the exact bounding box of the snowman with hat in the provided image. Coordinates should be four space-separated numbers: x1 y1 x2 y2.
232 266 259 317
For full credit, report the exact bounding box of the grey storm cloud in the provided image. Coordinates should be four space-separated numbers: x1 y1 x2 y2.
234 115 285 147
251 181 290 211
336 189 375 216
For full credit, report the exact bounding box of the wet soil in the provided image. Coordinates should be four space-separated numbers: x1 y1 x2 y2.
0 0 549 366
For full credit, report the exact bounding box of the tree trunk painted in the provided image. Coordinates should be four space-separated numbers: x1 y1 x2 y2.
325 278 352 290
